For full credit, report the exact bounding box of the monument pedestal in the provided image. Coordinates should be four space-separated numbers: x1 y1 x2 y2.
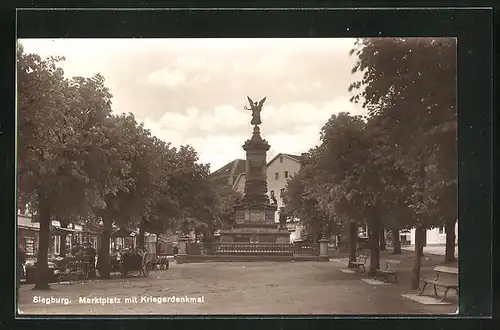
220 124 290 243
220 203 290 243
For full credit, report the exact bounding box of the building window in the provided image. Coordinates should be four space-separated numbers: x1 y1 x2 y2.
270 190 275 198
52 236 60 256
284 171 289 178
279 156 283 163
280 188 285 197
438 226 445 234
275 172 279 180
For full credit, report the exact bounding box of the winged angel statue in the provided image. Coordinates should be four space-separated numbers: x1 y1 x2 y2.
244 96 266 126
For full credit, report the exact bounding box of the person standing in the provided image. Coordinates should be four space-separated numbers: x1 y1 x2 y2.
84 243 97 278
18 245 26 289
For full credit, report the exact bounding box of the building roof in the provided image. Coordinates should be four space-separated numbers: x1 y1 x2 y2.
267 153 303 167
210 159 245 177
283 153 302 161
210 159 246 187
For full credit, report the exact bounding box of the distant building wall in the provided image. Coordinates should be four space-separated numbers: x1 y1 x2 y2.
410 221 458 245
266 154 301 223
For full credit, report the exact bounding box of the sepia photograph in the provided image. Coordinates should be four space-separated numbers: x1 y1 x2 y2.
16 37 458 315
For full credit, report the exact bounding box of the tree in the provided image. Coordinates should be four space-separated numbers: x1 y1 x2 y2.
349 37 457 289
17 46 114 289
323 114 410 273
142 137 182 253
93 113 150 278
211 185 243 230
283 148 326 249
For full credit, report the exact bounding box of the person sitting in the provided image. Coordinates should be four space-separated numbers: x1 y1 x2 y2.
71 244 80 255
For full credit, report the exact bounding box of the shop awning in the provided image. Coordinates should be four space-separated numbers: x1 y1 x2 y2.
83 223 104 235
157 235 172 243
111 228 135 237
50 227 77 236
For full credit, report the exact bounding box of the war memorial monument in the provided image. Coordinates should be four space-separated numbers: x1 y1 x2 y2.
219 97 290 243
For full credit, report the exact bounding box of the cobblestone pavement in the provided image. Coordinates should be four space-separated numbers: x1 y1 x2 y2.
18 251 458 315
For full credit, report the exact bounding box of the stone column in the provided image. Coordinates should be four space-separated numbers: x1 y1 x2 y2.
318 232 329 262
241 126 271 205
176 235 189 264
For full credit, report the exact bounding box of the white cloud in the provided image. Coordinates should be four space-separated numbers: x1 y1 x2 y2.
173 56 205 70
213 105 247 128
186 136 247 170
186 107 200 117
313 81 323 88
323 97 365 116
231 54 289 74
282 82 297 92
159 112 192 130
191 74 211 85
147 68 186 88
19 37 369 172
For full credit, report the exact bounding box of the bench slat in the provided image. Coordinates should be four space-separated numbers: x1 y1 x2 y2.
434 266 458 275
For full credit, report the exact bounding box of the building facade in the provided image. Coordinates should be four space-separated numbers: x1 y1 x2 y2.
17 210 87 258
409 221 458 246
231 153 303 242
265 153 302 223
18 213 39 259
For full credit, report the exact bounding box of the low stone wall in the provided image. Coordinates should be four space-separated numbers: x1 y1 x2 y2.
177 254 321 263
176 240 329 263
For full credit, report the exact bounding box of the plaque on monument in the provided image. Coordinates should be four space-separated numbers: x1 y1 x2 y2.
249 210 265 222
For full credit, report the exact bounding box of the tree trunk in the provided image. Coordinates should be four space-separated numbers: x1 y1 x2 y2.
34 194 51 290
155 233 160 255
138 222 145 249
59 220 68 257
97 219 112 279
411 150 427 290
445 218 457 262
411 226 425 290
392 229 402 254
379 227 386 251
310 222 320 253
368 218 381 275
348 222 357 267
419 230 425 257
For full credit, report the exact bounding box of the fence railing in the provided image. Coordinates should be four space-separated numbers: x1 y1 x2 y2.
293 244 319 257
185 242 318 257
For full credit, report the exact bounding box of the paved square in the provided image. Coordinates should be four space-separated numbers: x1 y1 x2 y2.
18 252 457 315
340 269 356 274
361 278 390 285
401 294 452 305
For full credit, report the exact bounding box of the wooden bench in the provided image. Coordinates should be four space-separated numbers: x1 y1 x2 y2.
349 251 368 272
57 261 91 283
375 260 401 283
419 265 458 302
149 254 169 270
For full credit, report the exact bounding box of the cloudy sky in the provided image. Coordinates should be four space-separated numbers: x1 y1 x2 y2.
20 38 366 172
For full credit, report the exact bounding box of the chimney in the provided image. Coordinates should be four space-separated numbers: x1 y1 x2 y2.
300 153 308 167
